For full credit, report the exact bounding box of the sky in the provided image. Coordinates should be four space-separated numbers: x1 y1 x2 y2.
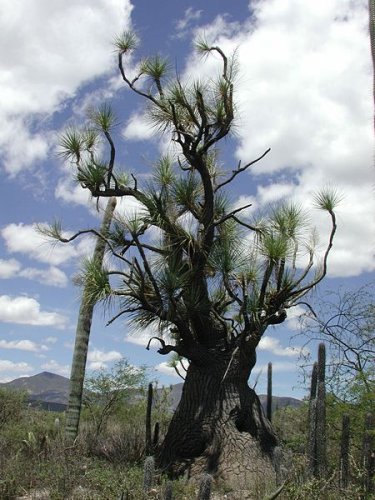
0 0 373 398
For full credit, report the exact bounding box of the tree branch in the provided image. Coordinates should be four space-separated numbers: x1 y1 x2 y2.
215 148 271 192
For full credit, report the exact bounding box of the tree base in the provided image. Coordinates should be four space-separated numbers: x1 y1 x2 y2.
158 360 278 493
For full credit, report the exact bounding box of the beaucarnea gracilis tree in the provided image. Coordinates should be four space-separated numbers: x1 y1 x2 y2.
47 32 339 487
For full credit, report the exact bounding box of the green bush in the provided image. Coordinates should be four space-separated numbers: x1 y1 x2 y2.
0 387 26 429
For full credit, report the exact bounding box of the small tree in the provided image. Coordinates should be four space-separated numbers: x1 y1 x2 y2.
0 388 26 429
48 33 338 486
83 358 147 437
298 283 375 400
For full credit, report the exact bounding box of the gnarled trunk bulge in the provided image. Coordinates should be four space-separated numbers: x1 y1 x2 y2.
158 345 278 491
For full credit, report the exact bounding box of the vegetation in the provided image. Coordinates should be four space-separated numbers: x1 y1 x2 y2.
298 282 375 400
0 366 373 499
43 31 340 489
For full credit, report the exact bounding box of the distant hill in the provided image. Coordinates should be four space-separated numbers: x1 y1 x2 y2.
0 371 70 406
1 372 302 413
156 382 302 412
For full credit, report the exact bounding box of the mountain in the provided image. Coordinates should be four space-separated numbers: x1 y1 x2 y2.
1 372 302 413
155 382 302 412
1 371 70 406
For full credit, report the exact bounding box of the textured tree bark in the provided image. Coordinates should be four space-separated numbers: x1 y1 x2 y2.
65 197 117 442
157 346 278 490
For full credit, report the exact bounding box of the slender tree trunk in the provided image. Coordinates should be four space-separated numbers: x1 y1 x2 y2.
157 345 278 491
65 198 117 442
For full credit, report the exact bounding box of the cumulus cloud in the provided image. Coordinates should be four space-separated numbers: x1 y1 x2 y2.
0 339 49 352
0 0 133 175
19 266 68 287
258 335 307 357
0 360 33 373
1 222 93 266
0 258 21 278
41 360 70 377
180 0 373 278
155 361 180 379
0 295 68 329
87 348 122 370
0 258 68 287
122 112 155 141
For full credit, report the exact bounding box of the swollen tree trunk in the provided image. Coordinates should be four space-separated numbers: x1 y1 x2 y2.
65 198 117 442
157 344 278 491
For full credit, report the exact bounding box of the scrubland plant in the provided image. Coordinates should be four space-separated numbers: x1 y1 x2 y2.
143 455 155 492
197 473 213 500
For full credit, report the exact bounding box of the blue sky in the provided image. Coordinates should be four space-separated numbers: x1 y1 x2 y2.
0 0 373 398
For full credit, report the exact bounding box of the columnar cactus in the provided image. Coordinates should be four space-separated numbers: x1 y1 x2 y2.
153 421 160 449
267 361 272 422
308 343 327 478
362 412 374 494
143 455 155 492
340 414 350 489
146 383 153 454
164 481 173 500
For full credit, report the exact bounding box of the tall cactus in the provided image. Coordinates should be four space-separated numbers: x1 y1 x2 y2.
362 412 374 494
315 343 327 477
143 455 155 492
164 481 173 500
65 197 117 442
308 344 327 478
340 414 350 489
146 382 153 455
267 362 272 422
308 362 318 477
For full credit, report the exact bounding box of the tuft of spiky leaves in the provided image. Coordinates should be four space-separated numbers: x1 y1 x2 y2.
76 162 107 190
77 257 111 304
140 55 170 80
36 220 64 241
88 103 117 132
195 36 211 54
114 30 138 53
153 156 176 188
314 188 342 212
59 128 84 162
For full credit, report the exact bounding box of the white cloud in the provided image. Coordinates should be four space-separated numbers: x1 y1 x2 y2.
87 348 122 369
155 361 180 379
1 222 93 266
0 258 21 278
175 7 203 36
258 335 306 357
252 361 297 376
0 295 68 329
55 177 94 208
0 0 133 175
125 329 153 346
0 360 33 373
0 257 68 287
41 360 70 377
19 266 68 288
0 339 48 352
180 0 373 278
122 112 155 141
44 336 58 344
